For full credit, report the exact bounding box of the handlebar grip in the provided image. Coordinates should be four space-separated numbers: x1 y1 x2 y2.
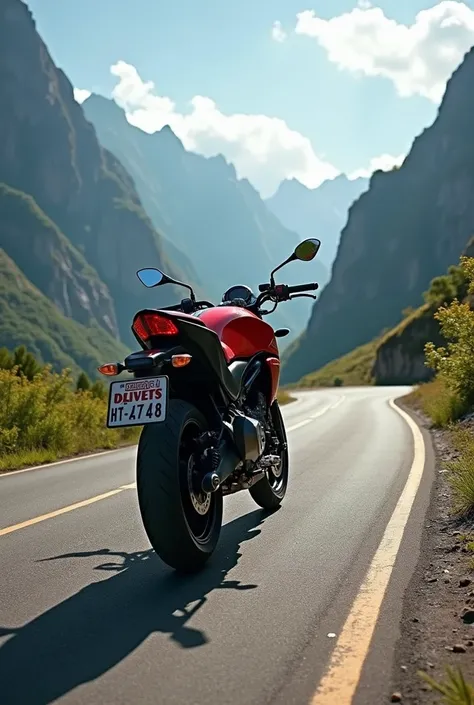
287 282 319 294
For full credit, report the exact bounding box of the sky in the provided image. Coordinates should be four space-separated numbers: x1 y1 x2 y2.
27 0 474 197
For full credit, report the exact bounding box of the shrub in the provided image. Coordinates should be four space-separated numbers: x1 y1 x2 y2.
425 257 474 408
407 378 466 427
0 366 138 472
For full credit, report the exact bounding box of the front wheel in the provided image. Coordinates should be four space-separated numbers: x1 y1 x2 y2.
137 400 223 573
249 400 289 510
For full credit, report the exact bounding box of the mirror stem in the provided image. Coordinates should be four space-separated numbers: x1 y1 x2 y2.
270 254 296 285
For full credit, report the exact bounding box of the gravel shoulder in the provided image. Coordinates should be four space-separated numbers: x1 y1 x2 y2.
392 403 474 703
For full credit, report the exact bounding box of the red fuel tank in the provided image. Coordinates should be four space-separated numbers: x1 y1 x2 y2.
198 306 279 362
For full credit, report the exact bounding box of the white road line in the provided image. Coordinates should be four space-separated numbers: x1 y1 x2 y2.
310 397 426 704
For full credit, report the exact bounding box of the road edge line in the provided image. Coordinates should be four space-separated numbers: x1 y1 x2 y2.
309 396 426 705
0 445 138 479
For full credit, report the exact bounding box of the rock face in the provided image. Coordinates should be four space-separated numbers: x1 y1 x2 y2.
82 95 329 340
0 248 129 378
0 0 178 350
266 175 368 272
373 238 474 385
372 306 440 385
282 46 474 384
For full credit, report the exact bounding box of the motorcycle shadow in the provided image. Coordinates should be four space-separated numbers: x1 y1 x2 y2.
0 507 271 705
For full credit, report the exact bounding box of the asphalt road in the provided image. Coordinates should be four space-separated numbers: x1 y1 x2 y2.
0 387 430 705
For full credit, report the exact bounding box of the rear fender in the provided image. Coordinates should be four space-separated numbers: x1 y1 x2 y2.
124 347 181 376
131 309 240 401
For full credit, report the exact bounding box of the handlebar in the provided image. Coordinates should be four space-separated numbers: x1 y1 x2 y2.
287 282 319 295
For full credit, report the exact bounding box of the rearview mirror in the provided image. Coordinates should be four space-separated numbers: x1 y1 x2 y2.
137 268 166 288
294 238 321 262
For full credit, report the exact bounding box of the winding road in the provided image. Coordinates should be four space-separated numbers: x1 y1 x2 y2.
0 388 432 705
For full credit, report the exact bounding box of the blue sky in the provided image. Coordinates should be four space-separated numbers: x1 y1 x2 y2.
27 0 474 195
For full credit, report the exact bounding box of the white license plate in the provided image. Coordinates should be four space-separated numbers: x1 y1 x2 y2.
107 376 168 428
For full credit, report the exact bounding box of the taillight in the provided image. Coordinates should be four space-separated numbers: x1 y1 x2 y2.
132 312 179 342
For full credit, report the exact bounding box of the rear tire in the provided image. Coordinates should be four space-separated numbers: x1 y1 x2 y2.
249 400 289 510
137 399 223 573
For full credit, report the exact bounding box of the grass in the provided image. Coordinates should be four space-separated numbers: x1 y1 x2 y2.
405 378 466 428
0 367 139 473
277 389 296 405
419 667 474 704
444 427 474 517
294 339 378 388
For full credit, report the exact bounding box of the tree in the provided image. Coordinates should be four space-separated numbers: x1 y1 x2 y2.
12 346 42 380
76 372 91 392
91 380 107 400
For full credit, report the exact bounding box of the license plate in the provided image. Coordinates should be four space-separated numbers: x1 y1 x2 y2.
106 376 168 428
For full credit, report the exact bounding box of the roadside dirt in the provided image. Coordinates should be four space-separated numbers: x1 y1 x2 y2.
392 406 474 703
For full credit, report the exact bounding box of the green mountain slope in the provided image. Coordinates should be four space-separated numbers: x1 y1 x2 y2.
0 248 128 378
0 0 184 349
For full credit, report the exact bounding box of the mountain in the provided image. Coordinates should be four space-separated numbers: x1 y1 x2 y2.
0 248 129 378
266 175 369 272
82 95 329 340
282 46 474 384
0 0 183 367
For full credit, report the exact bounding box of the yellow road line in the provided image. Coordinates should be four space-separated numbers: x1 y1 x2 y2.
0 485 136 537
310 398 426 705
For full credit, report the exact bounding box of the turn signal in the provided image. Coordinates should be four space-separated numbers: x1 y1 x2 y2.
98 363 121 377
171 354 192 368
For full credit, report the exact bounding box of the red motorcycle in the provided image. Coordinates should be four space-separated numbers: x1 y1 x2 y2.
99 238 321 573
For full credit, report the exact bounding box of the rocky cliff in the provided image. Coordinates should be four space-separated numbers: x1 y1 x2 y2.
266 175 368 272
282 46 474 384
372 239 474 385
0 248 129 378
0 0 179 352
82 95 329 340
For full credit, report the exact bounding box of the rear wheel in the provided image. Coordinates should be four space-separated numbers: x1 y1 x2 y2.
137 399 223 573
249 400 289 510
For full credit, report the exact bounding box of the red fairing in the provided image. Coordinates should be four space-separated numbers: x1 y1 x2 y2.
198 306 279 361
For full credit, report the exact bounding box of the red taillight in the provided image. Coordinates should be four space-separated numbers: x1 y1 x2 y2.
132 312 179 342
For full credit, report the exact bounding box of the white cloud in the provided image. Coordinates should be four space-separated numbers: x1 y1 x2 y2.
73 88 92 104
349 153 405 179
294 1 474 102
272 20 287 42
109 60 339 197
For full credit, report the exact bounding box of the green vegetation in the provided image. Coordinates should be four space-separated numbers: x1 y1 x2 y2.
425 257 474 410
405 256 474 517
0 249 128 379
0 361 138 473
276 389 296 405
293 339 378 388
419 667 474 704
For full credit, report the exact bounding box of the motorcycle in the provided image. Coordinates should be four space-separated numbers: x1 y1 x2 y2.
98 237 321 573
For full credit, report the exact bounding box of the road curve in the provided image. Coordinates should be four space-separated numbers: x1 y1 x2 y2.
0 387 430 705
